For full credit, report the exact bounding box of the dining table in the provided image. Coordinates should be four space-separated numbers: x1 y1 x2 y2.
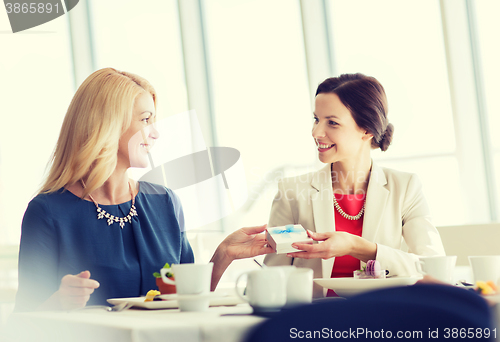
5 296 499 342
3 302 266 342
3 268 500 342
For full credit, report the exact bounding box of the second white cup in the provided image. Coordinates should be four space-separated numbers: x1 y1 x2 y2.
469 255 500 285
415 256 457 284
285 267 313 307
268 266 313 307
161 262 213 311
236 268 287 312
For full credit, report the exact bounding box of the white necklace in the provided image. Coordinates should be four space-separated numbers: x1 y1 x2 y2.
81 180 138 229
333 195 365 220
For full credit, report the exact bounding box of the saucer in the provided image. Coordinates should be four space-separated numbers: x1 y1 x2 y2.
108 292 245 309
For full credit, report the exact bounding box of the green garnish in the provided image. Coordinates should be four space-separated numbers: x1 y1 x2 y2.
356 265 367 272
153 263 174 278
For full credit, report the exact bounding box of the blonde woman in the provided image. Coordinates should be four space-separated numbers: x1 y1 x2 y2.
16 68 272 311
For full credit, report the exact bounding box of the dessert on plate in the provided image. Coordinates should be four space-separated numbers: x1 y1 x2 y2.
475 280 498 295
353 260 386 279
153 262 176 294
144 290 161 302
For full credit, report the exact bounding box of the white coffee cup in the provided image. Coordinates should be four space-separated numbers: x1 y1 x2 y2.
469 256 500 285
415 256 457 284
260 266 313 307
235 268 286 312
267 266 312 307
268 266 296 297
161 263 213 311
285 267 313 307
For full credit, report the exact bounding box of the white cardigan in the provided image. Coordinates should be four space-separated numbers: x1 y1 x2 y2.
264 162 445 297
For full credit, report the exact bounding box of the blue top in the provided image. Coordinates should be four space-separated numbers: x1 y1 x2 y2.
15 182 194 311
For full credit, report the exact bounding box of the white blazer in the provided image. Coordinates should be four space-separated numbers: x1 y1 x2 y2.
264 162 445 297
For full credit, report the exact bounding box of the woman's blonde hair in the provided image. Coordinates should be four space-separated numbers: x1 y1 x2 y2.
40 68 157 197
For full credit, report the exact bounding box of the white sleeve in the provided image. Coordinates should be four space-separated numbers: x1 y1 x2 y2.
376 174 445 276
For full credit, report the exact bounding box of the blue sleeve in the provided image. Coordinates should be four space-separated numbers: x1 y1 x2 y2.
167 189 194 263
15 197 59 311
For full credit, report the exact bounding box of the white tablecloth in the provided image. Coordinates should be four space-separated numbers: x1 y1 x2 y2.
2 304 265 342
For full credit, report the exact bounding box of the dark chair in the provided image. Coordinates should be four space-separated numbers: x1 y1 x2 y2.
245 284 496 341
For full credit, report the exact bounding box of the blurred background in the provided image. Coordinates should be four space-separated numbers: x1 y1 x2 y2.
1 0 499 322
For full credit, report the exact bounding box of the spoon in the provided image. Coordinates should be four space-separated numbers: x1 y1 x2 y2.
74 302 133 312
253 259 267 268
457 279 474 287
107 302 133 312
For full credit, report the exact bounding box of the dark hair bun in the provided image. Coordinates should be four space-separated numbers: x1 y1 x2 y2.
316 74 393 152
379 123 394 151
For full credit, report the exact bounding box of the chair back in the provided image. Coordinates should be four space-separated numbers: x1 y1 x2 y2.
437 223 500 266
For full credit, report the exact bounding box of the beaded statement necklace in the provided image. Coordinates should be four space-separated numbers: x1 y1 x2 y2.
332 194 366 221
81 180 138 228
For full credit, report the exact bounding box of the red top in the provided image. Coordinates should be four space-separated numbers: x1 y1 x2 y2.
326 193 365 297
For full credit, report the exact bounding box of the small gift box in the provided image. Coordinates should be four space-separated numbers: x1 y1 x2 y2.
266 224 313 254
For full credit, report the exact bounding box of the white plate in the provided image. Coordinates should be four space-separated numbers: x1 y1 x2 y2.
314 276 421 297
107 292 245 309
157 292 219 301
484 294 500 304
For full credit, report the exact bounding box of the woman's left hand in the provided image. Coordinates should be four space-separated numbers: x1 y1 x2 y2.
287 230 354 260
218 224 274 261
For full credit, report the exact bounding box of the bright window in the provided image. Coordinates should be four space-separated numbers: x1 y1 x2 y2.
328 0 464 225
474 0 500 217
0 13 74 245
203 0 314 231
90 0 188 118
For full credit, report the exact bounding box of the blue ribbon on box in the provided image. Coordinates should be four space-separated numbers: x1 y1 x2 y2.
270 225 302 238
